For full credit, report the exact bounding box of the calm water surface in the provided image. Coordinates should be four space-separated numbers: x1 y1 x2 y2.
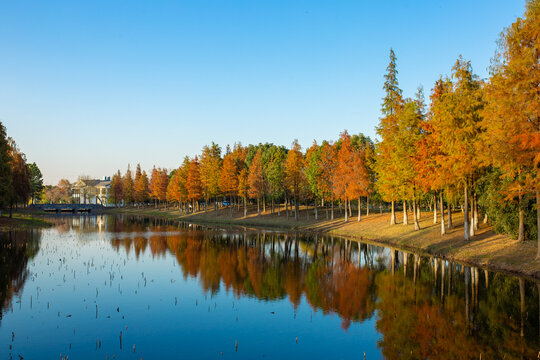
0 215 538 359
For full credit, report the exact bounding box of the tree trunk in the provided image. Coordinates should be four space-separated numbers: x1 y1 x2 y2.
344 199 349 222
263 197 266 214
257 197 261 217
357 198 361 222
417 202 421 220
271 198 274 215
314 200 318 220
402 200 408 225
286 198 289 220
366 195 370 216
348 199 352 218
469 196 475 237
537 191 540 259
277 200 281 216
331 199 334 220
518 192 525 242
294 196 299 221
244 197 247 217
204 194 207 214
413 199 420 230
390 200 396 225
440 193 446 235
325 198 329 219
447 200 453 229
230 194 233 217
474 192 479 231
464 184 470 241
433 194 437 224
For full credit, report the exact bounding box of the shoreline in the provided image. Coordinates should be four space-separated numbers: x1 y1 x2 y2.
102 206 540 280
0 213 53 231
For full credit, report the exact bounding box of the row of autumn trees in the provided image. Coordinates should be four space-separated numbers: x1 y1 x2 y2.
0 122 44 217
109 1 538 244
109 135 375 223
376 1 539 244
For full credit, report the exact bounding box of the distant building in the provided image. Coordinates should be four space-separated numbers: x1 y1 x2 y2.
72 177 111 205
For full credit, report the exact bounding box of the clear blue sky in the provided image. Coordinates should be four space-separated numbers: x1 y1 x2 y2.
0 0 525 185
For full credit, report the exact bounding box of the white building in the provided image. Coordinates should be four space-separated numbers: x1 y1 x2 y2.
72 177 111 205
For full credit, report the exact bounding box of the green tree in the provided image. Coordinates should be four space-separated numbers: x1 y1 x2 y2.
265 146 287 215
27 163 43 204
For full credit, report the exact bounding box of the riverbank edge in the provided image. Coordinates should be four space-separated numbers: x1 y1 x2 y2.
0 213 53 231
102 207 540 281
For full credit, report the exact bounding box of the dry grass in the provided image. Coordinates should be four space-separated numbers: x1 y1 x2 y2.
107 204 540 279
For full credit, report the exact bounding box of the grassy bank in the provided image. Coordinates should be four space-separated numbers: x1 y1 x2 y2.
0 212 52 231
105 205 540 279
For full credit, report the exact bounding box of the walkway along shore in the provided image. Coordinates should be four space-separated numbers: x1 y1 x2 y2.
103 206 540 280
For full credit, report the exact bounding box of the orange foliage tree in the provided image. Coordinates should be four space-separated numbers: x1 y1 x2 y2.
186 157 202 212
482 1 540 244
134 164 149 205
220 151 239 217
285 140 304 221
375 49 404 225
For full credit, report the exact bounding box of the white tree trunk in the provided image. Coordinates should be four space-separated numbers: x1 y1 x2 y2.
440 193 446 235
390 201 396 225
403 200 408 225
464 184 470 241
413 200 420 230
433 194 437 224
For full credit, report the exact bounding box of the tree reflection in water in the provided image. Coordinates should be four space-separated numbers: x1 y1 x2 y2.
3 215 536 358
102 215 539 358
0 230 41 321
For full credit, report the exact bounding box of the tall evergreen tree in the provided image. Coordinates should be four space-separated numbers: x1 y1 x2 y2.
376 49 404 225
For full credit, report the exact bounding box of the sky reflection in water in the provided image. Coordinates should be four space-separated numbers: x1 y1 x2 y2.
0 215 538 359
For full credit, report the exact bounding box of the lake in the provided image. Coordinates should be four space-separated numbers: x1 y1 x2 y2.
0 214 538 359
